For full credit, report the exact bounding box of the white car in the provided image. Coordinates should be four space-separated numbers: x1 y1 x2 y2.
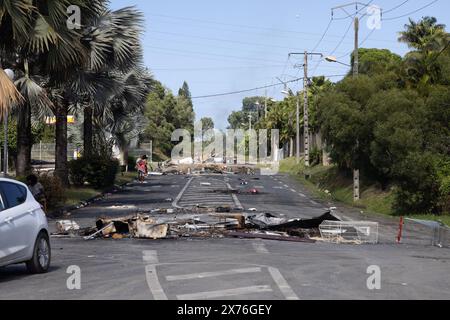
0 178 51 273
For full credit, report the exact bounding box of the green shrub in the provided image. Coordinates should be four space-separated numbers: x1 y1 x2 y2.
85 157 119 189
38 173 67 209
127 155 137 171
69 157 119 189
393 152 442 215
310 147 323 167
68 159 88 187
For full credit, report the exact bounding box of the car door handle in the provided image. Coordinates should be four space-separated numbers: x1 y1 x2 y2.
4 217 13 224
28 208 40 215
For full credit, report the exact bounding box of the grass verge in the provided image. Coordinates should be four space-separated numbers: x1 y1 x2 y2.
63 171 136 208
279 157 450 227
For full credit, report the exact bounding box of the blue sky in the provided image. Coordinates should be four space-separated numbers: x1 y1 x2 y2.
110 0 450 129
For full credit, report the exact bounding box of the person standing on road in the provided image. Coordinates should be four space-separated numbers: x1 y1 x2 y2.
136 155 148 183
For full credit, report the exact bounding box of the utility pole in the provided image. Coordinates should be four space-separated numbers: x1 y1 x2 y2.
289 52 323 167
264 89 268 119
303 52 309 167
331 2 375 202
353 15 360 202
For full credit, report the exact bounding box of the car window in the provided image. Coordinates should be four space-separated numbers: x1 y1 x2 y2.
0 182 27 209
0 193 5 211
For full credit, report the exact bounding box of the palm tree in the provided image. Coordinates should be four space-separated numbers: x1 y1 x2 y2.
96 68 152 165
76 6 145 159
399 17 450 88
0 0 100 178
399 17 447 52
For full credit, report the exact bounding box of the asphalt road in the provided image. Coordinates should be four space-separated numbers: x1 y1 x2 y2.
1 173 449 300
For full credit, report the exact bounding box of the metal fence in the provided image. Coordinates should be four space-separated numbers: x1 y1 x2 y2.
319 221 379 244
402 219 450 248
129 143 153 162
31 142 80 164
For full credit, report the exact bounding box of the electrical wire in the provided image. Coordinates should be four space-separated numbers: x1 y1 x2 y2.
383 0 410 14
311 18 334 52
329 19 354 56
191 74 347 99
144 45 286 64
382 0 440 21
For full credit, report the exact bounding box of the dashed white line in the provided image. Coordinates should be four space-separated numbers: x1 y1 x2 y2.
252 242 269 254
268 267 299 300
166 267 262 281
176 285 272 300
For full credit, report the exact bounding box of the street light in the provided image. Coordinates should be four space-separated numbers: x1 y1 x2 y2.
325 56 351 67
3 68 14 177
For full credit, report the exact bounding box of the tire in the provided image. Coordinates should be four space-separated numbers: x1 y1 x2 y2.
26 232 51 274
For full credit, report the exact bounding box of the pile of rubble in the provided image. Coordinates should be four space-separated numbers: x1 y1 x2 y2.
160 161 256 176
53 209 340 243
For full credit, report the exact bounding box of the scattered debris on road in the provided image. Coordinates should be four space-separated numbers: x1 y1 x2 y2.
318 220 379 244
51 206 380 244
56 220 80 233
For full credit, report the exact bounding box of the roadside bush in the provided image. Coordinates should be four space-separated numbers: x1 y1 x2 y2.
127 155 137 171
85 157 119 189
393 152 442 215
38 173 67 209
310 147 323 167
68 158 88 187
69 157 120 189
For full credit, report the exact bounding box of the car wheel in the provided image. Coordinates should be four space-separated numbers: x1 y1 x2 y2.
26 232 51 274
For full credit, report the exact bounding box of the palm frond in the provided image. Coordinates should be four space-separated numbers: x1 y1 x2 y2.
0 69 23 120
15 75 54 120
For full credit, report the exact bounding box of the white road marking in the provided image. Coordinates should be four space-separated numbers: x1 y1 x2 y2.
227 182 243 209
142 251 168 300
142 250 159 264
166 267 262 281
176 285 272 300
145 265 168 300
252 242 269 254
290 188 297 193
298 193 307 198
172 177 194 208
268 267 299 300
284 184 289 188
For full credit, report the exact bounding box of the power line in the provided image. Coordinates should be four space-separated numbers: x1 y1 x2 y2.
311 18 334 52
148 30 313 52
330 19 354 55
383 0 410 14
151 65 286 72
148 12 357 39
382 0 440 21
143 45 287 64
191 74 347 99
148 14 403 45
